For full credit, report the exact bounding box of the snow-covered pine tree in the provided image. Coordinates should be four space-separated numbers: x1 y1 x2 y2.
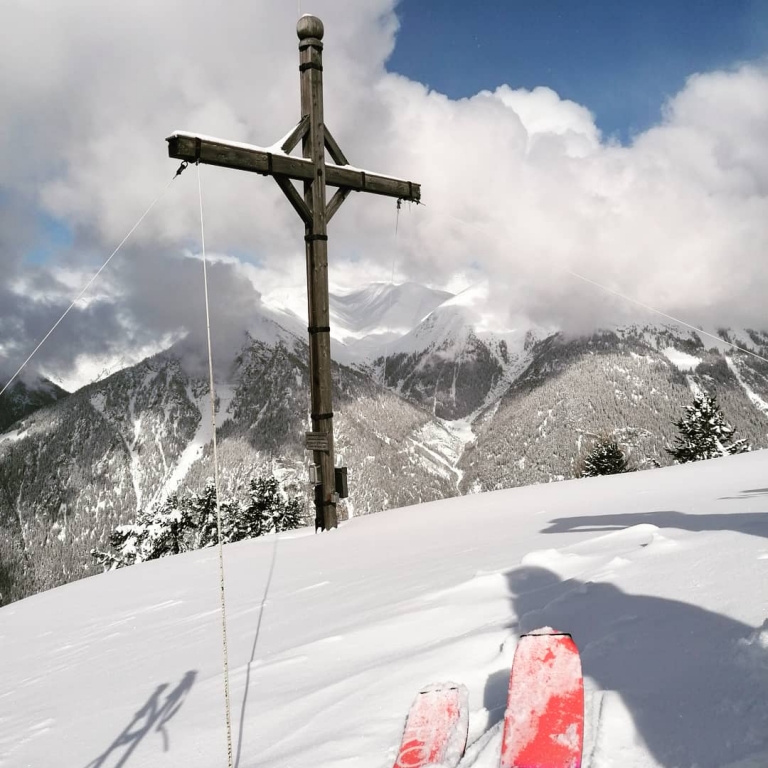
580 436 629 477
189 479 239 548
91 493 195 569
273 494 304 533
235 476 283 540
150 493 196 556
190 480 219 549
232 475 306 540
666 393 750 463
93 475 306 571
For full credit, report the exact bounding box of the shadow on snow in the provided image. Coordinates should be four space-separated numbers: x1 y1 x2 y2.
85 669 197 767
540 508 768 540
234 537 279 768
482 566 768 768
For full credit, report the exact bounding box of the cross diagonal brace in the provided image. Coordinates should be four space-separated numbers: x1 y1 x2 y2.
274 175 313 225
326 187 351 223
323 126 348 166
166 132 421 203
280 116 310 154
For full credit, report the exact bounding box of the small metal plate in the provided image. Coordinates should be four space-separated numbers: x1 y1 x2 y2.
305 431 329 451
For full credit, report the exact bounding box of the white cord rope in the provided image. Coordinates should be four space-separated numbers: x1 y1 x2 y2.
418 207 768 366
563 270 768 364
197 162 234 768
0 172 181 399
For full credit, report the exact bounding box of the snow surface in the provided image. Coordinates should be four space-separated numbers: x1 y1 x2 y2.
0 427 27 445
263 281 453 361
726 358 768 416
661 347 701 371
3 452 768 767
155 384 235 504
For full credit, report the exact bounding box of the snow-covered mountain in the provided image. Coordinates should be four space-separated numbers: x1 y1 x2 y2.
375 284 553 420
4 279 768 606
264 281 453 360
0 375 68 432
460 324 768 492
4 450 768 767
0 317 461 604
331 281 453 351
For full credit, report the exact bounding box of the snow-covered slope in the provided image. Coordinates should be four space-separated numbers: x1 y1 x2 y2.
4 451 768 768
332 282 453 342
378 283 553 420
263 281 453 360
0 374 68 432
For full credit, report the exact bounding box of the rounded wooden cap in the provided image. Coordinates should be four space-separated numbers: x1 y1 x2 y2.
297 15 324 40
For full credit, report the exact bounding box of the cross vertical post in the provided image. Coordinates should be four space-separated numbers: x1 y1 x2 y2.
298 16 336 530
165 14 421 534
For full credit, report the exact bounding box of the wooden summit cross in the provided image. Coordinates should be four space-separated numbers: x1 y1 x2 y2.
166 15 421 531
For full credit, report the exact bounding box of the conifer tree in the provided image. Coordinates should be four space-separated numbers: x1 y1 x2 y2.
666 393 750 463
273 494 304 533
189 480 222 549
237 476 283 540
92 493 195 569
92 474 306 571
231 476 306 539
581 436 630 477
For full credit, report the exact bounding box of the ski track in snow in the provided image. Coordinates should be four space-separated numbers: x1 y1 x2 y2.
4 452 768 767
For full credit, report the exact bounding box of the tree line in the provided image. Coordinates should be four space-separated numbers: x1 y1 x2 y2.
91 475 305 569
578 393 750 477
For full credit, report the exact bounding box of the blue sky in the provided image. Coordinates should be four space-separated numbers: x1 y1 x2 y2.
388 0 768 142
25 214 73 265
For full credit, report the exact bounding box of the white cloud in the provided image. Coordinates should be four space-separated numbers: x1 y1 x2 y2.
1 0 768 386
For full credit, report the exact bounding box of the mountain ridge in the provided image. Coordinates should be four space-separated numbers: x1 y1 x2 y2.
3 282 768 605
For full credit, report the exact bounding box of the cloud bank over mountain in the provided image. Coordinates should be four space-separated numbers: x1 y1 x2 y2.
2 0 767 386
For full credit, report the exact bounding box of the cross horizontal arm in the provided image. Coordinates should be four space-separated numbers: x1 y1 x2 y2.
167 132 421 203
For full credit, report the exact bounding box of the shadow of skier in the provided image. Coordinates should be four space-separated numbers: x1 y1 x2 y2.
484 566 768 768
85 669 197 767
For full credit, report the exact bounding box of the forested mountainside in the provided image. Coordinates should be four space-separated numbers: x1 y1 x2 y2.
0 332 457 605
459 327 768 492
0 376 68 432
3 295 768 608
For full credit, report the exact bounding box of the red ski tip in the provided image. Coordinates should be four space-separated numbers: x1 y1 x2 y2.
393 683 469 768
500 630 584 768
